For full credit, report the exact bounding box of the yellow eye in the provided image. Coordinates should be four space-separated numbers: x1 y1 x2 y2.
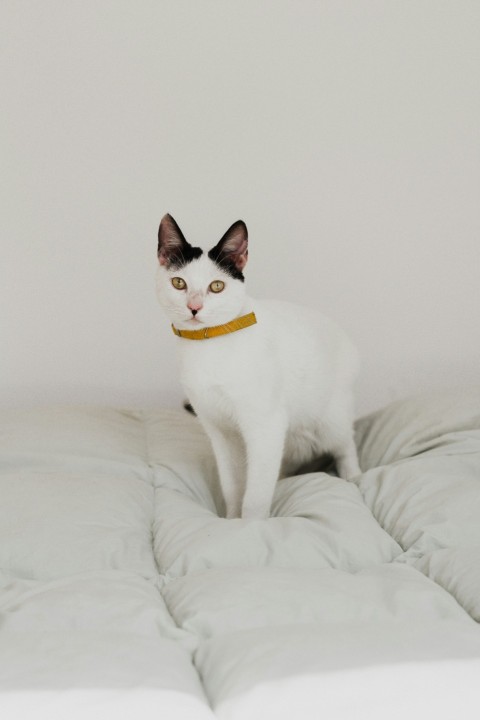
209 280 225 293
171 277 186 290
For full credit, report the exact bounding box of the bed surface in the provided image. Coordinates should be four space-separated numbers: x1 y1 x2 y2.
1 388 480 719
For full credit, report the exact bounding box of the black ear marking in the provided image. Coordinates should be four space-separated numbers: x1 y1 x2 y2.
158 214 203 269
208 220 248 281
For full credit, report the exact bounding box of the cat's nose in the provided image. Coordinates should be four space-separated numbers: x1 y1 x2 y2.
187 300 203 315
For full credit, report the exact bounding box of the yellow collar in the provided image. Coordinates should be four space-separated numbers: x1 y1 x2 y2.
172 311 257 340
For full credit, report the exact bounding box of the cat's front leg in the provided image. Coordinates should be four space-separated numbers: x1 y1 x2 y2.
202 420 245 519
240 412 287 520
334 438 361 480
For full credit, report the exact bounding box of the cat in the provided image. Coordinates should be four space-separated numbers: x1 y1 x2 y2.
156 213 360 519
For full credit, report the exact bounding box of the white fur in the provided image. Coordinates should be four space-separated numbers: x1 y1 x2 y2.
156 249 360 520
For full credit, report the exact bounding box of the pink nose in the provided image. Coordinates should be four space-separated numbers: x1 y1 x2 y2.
187 301 203 314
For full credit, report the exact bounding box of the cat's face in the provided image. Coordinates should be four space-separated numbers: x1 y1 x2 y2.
156 214 249 330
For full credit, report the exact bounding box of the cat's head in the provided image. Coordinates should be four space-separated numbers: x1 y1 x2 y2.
156 214 249 330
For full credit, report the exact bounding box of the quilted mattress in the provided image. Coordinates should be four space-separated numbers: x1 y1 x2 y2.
1 388 480 719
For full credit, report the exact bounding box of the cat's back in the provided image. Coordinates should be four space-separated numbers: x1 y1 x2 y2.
253 298 356 358
252 297 359 392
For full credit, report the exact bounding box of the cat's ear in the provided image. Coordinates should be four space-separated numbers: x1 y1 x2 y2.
157 214 202 268
157 214 187 266
208 220 248 279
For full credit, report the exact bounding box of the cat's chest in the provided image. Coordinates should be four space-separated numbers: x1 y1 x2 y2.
177 330 269 396
179 337 246 385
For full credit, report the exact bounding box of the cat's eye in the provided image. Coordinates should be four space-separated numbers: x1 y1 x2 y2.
209 280 225 293
171 277 186 290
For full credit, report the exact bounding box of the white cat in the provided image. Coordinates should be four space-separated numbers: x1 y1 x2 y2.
156 214 360 519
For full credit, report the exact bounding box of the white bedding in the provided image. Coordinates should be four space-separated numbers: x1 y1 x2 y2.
1 389 480 718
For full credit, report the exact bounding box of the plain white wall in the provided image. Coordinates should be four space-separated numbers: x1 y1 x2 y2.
1 0 479 417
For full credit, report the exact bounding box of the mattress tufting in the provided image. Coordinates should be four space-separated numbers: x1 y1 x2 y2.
1 388 480 719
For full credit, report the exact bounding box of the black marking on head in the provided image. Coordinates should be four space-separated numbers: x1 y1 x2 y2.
208 220 248 282
158 214 203 270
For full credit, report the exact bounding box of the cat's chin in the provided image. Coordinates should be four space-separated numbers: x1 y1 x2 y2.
176 316 222 330
174 309 246 330
176 316 204 330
